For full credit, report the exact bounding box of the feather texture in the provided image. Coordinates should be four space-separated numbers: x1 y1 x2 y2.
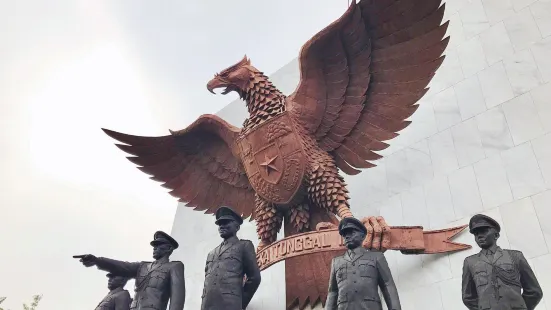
287 0 448 175
102 115 255 219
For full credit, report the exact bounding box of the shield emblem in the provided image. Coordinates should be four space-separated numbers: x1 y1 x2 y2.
238 112 307 204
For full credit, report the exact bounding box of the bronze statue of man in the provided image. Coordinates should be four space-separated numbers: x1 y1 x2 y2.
462 214 543 310
326 217 401 310
201 206 261 310
94 273 132 310
74 231 186 310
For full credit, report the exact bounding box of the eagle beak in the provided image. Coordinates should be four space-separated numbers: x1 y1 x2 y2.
206 76 228 95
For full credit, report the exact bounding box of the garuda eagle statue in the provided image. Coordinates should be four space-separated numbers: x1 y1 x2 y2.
104 0 448 254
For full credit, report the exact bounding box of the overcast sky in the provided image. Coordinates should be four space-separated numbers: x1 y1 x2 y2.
0 0 350 308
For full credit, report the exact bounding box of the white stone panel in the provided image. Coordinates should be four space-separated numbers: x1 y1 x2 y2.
482 0 516 24
504 49 544 95
500 197 549 258
449 166 484 219
501 142 546 199
439 277 464 310
424 175 457 229
473 154 514 210
530 0 551 38
405 140 434 186
451 118 486 167
480 22 516 66
531 83 551 133
504 7 542 51
475 106 515 156
386 150 411 197
477 62 515 109
454 75 487 120
502 93 545 145
531 37 551 83
428 130 459 177
432 87 462 131
532 133 551 189
400 186 430 228
532 190 551 250
459 0 491 39
379 195 404 226
513 0 538 11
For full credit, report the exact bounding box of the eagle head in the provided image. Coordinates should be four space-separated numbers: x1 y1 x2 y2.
207 55 258 96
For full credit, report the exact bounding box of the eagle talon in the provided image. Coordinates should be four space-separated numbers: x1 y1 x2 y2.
361 216 391 252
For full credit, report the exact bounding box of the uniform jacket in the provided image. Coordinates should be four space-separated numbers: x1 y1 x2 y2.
200 236 261 310
462 247 543 310
326 247 401 310
95 287 132 310
96 257 185 310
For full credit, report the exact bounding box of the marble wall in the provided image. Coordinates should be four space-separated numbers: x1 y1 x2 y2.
171 0 551 308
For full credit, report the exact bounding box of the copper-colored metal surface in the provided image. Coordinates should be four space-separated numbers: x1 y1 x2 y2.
258 223 470 271
103 0 451 308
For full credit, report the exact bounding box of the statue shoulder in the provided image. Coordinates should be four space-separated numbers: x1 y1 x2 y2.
464 253 479 263
169 260 184 265
114 289 131 298
239 239 255 248
169 260 185 267
504 249 524 258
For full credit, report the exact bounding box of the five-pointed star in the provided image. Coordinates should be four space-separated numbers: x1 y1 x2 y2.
260 154 279 174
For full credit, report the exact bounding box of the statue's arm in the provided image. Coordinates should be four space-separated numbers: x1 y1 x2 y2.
242 241 261 309
114 291 132 310
461 259 478 310
376 252 401 310
325 258 338 310
516 251 543 310
95 257 141 278
169 262 186 310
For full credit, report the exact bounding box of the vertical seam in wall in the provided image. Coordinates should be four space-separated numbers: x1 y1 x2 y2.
527 140 551 254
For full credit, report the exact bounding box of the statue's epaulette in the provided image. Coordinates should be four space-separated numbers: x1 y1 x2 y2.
465 253 478 260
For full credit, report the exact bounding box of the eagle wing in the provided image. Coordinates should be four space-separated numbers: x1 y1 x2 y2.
103 114 256 219
287 0 449 175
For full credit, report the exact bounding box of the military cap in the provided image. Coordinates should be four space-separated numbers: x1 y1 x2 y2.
215 206 243 225
469 214 500 233
150 231 179 249
338 217 367 236
106 273 127 279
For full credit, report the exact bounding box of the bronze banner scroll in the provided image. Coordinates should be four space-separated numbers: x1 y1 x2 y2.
256 225 470 271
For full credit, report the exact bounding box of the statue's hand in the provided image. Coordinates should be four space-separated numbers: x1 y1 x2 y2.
73 254 98 267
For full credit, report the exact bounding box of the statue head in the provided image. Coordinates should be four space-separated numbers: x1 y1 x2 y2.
206 56 259 97
107 273 129 291
150 231 179 260
469 214 501 250
339 218 367 250
215 206 243 240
